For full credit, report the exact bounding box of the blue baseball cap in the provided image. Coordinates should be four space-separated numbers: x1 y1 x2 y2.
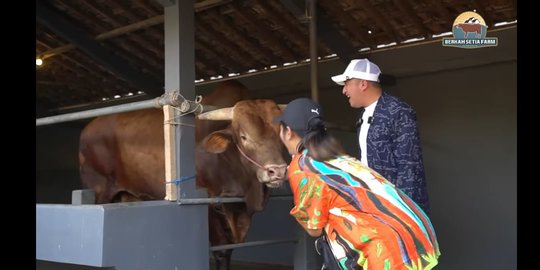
273 98 323 137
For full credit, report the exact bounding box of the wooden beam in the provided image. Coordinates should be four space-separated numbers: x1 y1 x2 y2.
163 105 178 200
280 0 360 63
38 41 134 97
194 0 232 12
393 0 431 38
430 1 454 29
356 0 402 42
96 1 163 57
229 1 298 60
318 0 374 49
255 0 317 57
471 0 494 27
196 19 259 67
196 37 246 73
37 1 163 96
204 10 283 65
63 2 163 73
194 50 220 77
38 0 230 60
155 0 175 7
104 40 163 80
194 63 211 79
156 0 232 10
97 15 164 40
59 1 163 77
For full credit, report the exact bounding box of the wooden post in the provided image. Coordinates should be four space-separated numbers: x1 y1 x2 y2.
163 105 178 200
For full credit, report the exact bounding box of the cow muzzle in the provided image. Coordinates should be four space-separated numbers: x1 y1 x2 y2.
259 164 288 188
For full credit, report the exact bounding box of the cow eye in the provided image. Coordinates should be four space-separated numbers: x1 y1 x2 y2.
240 135 247 141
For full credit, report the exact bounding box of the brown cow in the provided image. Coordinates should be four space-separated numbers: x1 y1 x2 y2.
78 80 288 270
457 23 482 38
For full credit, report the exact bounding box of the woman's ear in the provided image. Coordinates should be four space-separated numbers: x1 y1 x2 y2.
279 125 289 142
285 126 293 141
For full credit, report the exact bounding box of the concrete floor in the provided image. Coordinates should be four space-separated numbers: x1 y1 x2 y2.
36 260 294 270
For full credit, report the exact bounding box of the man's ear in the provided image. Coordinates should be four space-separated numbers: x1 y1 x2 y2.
359 79 368 90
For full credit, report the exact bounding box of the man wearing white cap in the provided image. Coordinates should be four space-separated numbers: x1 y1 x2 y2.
331 58 431 214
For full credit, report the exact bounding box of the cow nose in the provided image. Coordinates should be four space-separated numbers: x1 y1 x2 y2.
267 167 277 178
265 164 287 180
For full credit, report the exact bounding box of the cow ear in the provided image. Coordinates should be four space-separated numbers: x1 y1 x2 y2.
201 130 233 154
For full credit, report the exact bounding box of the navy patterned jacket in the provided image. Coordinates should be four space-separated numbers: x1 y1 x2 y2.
357 92 430 214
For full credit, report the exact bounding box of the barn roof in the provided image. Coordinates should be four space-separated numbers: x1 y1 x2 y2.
36 0 517 118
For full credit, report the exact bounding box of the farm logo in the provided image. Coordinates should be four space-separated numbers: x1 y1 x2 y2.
442 11 498 48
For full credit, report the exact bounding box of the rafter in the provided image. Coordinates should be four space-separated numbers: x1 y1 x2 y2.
196 19 259 67
393 0 431 38
319 0 374 49
471 0 494 27
39 0 229 61
38 1 164 96
37 40 138 97
255 0 314 57
57 2 163 77
356 0 402 43
229 1 298 60
204 10 284 65
84 1 163 58
196 37 246 73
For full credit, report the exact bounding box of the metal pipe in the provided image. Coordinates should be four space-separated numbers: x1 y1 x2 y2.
210 238 298 251
176 195 292 205
36 95 222 126
36 99 161 126
178 197 244 205
309 0 319 102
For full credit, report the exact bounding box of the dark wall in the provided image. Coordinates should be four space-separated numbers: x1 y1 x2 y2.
36 121 89 204
388 61 516 269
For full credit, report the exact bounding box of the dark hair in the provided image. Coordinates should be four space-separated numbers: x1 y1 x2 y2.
283 118 345 161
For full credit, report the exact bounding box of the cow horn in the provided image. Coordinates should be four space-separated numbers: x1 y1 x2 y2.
278 104 287 111
197 107 234 120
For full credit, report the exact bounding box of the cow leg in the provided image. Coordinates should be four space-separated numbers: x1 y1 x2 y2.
209 205 233 270
222 203 252 243
212 249 232 270
112 191 141 202
80 161 112 204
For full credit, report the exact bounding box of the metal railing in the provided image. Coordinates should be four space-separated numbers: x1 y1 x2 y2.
36 93 220 126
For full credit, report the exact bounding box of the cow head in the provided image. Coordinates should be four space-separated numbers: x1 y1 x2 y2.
197 99 288 188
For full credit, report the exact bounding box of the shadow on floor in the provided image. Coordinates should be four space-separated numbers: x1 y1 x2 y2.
37 260 294 270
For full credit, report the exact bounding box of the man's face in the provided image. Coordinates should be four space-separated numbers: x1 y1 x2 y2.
342 79 365 108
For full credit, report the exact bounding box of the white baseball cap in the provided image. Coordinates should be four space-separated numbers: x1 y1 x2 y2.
331 59 381 85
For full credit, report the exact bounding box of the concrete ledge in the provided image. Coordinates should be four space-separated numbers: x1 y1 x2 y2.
71 189 95 205
36 201 209 270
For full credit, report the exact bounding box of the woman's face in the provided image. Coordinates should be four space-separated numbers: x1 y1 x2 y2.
279 124 296 156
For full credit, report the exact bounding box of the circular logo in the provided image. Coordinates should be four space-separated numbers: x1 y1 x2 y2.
452 11 488 39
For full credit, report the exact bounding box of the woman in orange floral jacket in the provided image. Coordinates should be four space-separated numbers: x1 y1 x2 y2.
274 98 440 270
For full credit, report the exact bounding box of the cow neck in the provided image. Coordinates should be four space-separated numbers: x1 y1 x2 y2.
235 144 266 171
